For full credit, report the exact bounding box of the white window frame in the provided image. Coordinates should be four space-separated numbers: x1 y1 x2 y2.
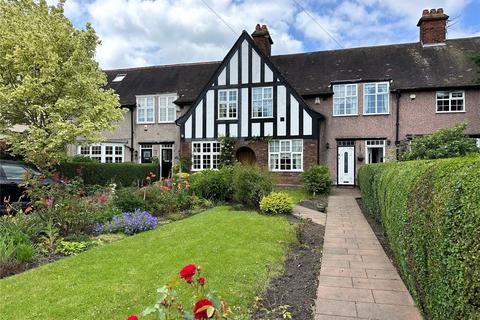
218 89 238 120
268 139 303 172
252 87 273 118
136 95 155 124
364 140 386 164
77 143 124 163
436 91 465 113
333 84 358 116
191 141 221 171
363 82 390 115
158 94 177 123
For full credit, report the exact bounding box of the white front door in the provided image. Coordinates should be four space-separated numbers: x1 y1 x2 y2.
338 146 355 185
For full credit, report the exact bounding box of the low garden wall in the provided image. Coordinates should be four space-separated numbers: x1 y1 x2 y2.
56 162 158 186
358 156 480 320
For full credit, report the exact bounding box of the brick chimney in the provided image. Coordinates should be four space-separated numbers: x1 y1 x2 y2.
251 24 273 57
417 8 449 46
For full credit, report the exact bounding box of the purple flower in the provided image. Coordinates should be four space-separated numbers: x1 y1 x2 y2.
96 210 157 235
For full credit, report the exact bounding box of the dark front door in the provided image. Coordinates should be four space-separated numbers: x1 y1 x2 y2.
141 148 153 163
236 147 256 166
161 148 173 178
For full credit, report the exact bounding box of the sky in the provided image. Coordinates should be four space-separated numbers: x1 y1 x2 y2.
51 0 480 70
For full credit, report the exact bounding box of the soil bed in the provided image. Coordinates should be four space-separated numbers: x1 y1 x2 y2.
355 198 401 276
252 214 325 320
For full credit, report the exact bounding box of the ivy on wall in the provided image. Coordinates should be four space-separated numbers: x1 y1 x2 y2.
219 136 237 168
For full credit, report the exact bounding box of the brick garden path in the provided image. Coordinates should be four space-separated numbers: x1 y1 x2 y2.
294 188 422 320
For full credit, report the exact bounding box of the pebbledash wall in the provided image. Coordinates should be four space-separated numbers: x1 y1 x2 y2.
304 88 480 185
180 139 318 185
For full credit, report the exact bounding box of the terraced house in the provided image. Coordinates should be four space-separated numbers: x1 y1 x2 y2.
71 8 480 185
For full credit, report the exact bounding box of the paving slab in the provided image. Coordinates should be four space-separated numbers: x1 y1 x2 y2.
314 190 422 320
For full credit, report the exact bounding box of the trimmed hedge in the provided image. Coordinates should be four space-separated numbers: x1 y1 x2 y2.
56 162 158 186
358 157 480 320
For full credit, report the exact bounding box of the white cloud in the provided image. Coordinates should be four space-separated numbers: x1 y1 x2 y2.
294 0 474 50
83 0 303 69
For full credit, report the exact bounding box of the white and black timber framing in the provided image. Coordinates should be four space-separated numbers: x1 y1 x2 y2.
176 31 321 141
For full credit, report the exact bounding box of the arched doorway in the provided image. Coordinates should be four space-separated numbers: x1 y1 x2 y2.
236 147 257 165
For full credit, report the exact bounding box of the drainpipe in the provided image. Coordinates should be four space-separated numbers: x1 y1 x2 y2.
395 90 401 160
130 106 135 162
317 118 321 165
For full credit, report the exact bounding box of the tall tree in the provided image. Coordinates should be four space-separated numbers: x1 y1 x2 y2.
0 0 124 171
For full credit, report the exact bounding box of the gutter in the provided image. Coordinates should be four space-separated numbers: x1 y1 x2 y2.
395 90 401 160
130 105 135 162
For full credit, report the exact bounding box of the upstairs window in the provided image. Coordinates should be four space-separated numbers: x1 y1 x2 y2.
436 91 464 113
364 82 389 114
218 89 237 119
137 96 155 124
159 95 177 122
252 87 273 118
333 84 357 116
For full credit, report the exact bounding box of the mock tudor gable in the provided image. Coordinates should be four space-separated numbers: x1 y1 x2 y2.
176 30 321 141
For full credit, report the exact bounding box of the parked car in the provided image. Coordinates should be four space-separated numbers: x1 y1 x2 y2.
0 160 42 213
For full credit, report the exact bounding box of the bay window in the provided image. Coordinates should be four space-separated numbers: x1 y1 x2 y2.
192 141 220 170
269 139 303 172
78 144 124 163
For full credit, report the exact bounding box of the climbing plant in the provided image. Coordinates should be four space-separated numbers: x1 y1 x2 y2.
218 136 237 167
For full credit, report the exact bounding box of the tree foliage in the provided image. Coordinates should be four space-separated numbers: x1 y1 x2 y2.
401 123 478 161
471 51 480 83
0 0 124 171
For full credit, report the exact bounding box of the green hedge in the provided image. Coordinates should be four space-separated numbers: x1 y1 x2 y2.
56 162 159 186
358 156 480 320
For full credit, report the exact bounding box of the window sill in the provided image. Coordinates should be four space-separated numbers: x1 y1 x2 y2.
362 112 390 116
270 170 304 173
136 121 156 125
158 121 176 124
251 116 274 120
435 110 466 114
332 114 358 117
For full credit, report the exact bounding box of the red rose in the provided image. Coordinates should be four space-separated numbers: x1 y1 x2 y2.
198 277 205 285
180 264 196 283
127 316 139 320
194 298 214 319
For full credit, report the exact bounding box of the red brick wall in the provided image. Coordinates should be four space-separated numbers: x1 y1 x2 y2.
180 138 318 186
419 18 447 45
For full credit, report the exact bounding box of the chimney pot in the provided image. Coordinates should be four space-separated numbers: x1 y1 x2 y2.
251 24 274 57
417 8 449 45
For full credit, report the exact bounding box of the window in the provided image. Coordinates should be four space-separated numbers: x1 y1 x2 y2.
333 84 357 116
252 87 273 118
112 73 126 82
365 140 386 164
159 95 177 122
192 142 220 170
77 144 124 163
364 82 389 114
137 96 155 123
2 164 28 180
268 140 303 172
218 89 237 119
436 91 464 112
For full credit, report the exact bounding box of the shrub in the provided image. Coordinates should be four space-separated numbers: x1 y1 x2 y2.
232 165 274 208
0 213 38 263
190 167 233 202
300 165 331 195
56 162 159 186
358 156 480 320
95 210 158 235
56 240 92 255
401 123 479 160
114 187 147 212
260 192 293 215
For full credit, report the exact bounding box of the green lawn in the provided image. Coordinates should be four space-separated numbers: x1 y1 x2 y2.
0 206 295 319
276 186 309 204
